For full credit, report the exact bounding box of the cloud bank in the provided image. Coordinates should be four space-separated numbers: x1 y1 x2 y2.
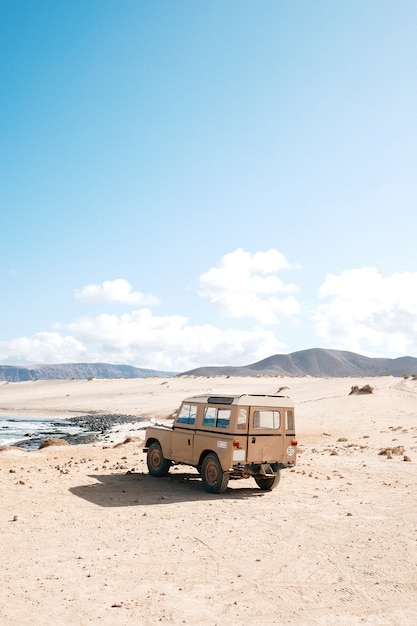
1 251 417 370
314 268 417 356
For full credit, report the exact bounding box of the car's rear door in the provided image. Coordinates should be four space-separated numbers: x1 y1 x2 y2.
246 407 284 463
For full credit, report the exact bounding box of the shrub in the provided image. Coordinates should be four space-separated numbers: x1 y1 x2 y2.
349 384 373 395
38 437 69 449
379 446 405 456
276 386 289 393
113 436 141 447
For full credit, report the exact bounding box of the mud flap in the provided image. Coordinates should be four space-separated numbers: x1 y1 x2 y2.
258 463 275 477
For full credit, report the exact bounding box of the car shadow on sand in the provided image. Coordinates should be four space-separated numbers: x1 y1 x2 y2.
69 471 269 507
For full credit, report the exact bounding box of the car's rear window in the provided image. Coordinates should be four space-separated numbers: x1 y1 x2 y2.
253 410 281 430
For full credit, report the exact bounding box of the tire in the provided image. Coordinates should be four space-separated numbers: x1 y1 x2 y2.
200 454 229 494
254 471 281 490
147 442 171 477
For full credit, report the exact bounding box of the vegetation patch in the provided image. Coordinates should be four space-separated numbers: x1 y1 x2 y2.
379 446 405 456
349 384 373 395
113 436 142 447
38 437 69 449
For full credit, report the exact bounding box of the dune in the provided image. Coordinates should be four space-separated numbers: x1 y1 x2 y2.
0 375 416 624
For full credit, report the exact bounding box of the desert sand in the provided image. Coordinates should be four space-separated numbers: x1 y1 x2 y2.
1 375 416 625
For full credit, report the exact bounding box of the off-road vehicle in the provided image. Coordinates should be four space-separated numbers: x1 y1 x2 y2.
144 393 297 493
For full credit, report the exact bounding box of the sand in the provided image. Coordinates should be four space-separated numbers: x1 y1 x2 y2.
0 375 416 625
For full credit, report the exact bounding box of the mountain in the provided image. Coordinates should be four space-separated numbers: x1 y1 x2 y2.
0 363 176 382
3 349 417 381
180 348 417 377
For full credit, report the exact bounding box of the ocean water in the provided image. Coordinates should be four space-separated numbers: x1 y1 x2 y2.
0 416 92 449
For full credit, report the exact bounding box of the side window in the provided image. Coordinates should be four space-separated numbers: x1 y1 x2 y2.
237 408 247 430
285 410 294 430
177 404 197 424
253 410 280 430
203 407 231 429
203 407 216 427
217 408 231 429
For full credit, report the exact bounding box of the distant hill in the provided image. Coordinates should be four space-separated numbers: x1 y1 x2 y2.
2 349 417 381
180 348 417 377
0 363 176 382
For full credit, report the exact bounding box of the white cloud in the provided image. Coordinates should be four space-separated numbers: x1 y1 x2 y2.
64 308 286 370
314 268 417 356
1 253 300 370
198 248 300 324
0 332 87 365
75 279 159 306
0 311 286 371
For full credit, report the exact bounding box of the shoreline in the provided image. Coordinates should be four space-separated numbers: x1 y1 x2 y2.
1 413 157 451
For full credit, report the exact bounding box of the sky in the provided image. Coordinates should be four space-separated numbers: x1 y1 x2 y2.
1 0 417 372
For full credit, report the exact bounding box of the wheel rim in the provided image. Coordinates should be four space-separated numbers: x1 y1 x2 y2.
205 460 219 485
150 448 162 469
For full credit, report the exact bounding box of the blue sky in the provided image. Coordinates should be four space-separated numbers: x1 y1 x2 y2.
1 0 417 371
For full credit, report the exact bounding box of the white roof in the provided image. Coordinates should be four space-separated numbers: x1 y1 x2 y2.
183 394 294 409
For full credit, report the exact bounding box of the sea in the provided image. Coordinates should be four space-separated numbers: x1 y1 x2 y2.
0 416 99 450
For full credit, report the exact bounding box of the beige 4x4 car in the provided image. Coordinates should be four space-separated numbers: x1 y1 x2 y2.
144 394 297 493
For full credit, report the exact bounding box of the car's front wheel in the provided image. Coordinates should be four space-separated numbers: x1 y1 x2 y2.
147 442 171 477
254 471 281 490
200 454 229 493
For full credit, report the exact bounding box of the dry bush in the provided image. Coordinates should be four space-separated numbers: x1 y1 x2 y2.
276 386 289 393
379 446 406 456
113 436 142 447
38 437 69 449
349 384 373 395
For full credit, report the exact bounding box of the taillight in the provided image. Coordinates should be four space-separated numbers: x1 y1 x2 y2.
233 440 240 448
291 439 298 447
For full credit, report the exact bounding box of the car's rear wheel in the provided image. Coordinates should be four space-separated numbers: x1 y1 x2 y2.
254 471 281 490
147 442 171 477
201 454 229 493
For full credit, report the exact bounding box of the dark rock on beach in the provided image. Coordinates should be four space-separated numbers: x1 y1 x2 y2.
68 413 146 432
11 414 147 450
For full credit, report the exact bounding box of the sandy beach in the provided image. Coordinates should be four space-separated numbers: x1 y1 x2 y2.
1 375 416 625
